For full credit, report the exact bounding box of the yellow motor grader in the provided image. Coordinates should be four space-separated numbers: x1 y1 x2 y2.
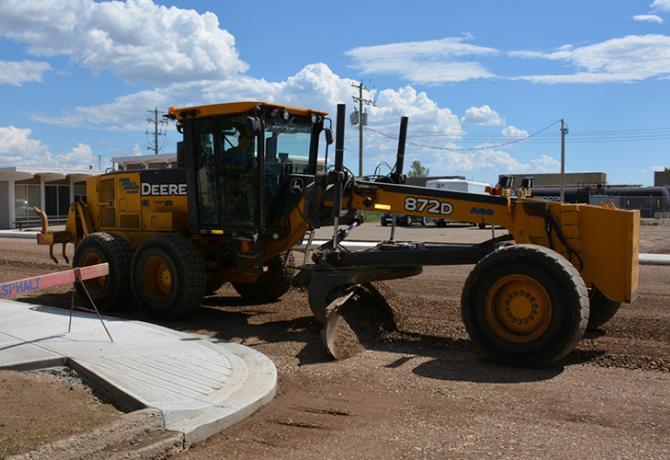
34 101 639 367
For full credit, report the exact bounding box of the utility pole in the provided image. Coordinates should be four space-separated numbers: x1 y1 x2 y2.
560 119 569 202
146 107 168 155
351 81 374 177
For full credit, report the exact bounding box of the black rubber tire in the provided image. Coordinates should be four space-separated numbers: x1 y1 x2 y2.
233 254 292 303
131 234 206 320
587 288 622 330
436 220 446 228
461 244 589 367
381 220 388 227
73 232 132 311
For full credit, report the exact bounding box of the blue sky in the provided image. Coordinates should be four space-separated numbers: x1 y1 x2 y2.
0 0 668 185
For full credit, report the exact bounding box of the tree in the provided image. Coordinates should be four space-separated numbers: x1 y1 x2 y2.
408 160 430 177
665 167 670 172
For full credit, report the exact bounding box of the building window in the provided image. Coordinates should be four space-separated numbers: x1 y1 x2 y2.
14 184 40 220
74 182 86 203
45 185 70 217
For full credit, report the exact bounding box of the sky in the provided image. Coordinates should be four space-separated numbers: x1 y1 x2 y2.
0 0 669 185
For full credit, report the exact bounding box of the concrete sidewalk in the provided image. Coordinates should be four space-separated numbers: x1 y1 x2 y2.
0 300 276 446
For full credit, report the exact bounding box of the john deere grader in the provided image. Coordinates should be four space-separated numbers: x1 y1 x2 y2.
34 102 639 367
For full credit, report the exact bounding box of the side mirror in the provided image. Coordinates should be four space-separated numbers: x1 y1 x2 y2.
245 116 262 135
323 128 334 145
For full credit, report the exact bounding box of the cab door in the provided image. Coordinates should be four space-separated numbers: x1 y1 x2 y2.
192 117 258 232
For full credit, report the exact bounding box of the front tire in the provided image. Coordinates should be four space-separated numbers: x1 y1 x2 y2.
73 232 132 311
131 234 206 320
461 244 589 367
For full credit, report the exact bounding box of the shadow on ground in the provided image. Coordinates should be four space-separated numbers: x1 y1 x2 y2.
13 288 575 384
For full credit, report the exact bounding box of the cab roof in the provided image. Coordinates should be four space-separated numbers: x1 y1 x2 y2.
167 101 328 119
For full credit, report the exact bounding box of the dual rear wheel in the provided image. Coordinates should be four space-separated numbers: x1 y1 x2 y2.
73 232 292 319
73 232 206 319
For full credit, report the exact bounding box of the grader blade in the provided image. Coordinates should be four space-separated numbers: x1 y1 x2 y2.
321 289 357 359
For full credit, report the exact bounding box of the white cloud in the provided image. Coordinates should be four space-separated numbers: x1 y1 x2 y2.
31 63 464 140
0 0 247 84
0 126 94 168
461 105 504 126
633 14 664 23
652 0 670 12
29 62 468 176
345 37 497 83
501 125 529 138
428 149 559 178
529 154 560 172
510 34 670 83
0 60 51 86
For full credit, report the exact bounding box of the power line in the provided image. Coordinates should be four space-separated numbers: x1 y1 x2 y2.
365 125 670 146
365 120 561 152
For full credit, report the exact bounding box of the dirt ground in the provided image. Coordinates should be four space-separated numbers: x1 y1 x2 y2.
0 368 120 457
0 224 668 458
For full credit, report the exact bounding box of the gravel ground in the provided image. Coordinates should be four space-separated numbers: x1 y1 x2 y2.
0 367 121 457
0 224 668 459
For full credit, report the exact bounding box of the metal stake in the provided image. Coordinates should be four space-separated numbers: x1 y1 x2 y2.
68 288 76 333
73 269 114 343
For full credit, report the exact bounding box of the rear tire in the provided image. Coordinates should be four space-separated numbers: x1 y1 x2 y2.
461 244 589 367
587 288 621 330
233 254 292 303
131 234 206 320
73 232 132 311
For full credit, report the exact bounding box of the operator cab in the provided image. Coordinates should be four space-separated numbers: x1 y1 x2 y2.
168 102 330 239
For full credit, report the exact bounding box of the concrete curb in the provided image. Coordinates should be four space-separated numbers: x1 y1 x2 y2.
639 253 670 266
0 300 277 447
0 231 38 239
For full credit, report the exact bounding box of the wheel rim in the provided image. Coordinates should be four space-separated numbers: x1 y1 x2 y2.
484 274 552 343
81 252 107 297
143 255 174 303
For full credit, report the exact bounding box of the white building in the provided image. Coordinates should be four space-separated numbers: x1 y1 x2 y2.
0 167 102 229
0 154 179 230
112 153 177 171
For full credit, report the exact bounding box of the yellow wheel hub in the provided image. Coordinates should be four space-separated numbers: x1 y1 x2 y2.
144 256 174 300
484 274 552 343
